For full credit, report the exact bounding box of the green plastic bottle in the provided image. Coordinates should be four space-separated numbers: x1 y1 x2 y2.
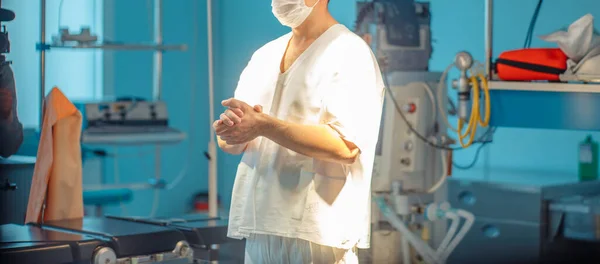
578 135 598 182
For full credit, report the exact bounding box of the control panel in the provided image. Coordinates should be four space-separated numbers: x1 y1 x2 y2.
397 98 420 173
374 95 423 192
76 101 169 128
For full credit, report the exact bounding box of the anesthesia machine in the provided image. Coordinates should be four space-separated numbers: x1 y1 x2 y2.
358 0 600 263
356 0 492 263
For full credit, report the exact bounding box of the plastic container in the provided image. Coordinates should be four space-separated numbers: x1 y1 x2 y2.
579 135 598 181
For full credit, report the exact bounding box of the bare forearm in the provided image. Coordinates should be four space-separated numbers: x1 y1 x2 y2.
259 114 359 164
217 136 248 155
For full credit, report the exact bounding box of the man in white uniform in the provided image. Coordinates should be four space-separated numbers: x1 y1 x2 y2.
213 0 384 262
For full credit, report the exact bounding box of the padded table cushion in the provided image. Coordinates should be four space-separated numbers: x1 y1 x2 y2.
42 217 186 257
0 224 104 264
108 214 229 246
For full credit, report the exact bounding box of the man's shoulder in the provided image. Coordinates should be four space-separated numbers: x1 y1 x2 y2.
251 32 292 59
327 25 374 59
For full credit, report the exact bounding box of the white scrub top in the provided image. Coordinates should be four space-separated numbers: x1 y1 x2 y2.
228 24 384 250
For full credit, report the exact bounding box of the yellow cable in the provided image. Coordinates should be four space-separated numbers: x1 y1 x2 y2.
457 72 491 148
457 76 476 147
443 65 491 149
477 73 491 127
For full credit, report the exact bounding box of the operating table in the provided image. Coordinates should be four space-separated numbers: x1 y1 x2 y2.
0 214 242 264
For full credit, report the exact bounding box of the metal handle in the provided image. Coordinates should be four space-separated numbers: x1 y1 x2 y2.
1 179 17 191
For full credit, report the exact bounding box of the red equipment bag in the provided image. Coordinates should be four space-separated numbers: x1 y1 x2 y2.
496 48 568 81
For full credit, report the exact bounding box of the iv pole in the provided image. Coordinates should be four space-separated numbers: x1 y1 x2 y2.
206 0 218 218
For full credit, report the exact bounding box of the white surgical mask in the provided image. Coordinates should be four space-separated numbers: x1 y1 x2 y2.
271 0 321 28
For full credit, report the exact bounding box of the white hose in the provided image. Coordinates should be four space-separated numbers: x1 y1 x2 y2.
427 142 447 193
374 196 440 264
414 82 437 134
441 209 475 262
402 236 411 264
166 164 189 190
436 211 459 255
437 64 459 132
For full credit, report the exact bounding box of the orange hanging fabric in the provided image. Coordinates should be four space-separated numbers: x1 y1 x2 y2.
25 87 84 224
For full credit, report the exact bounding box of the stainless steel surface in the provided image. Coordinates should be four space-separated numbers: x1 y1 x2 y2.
83 182 163 191
81 130 186 145
448 178 547 223
174 241 191 258
39 0 46 128
206 0 218 219
76 100 186 145
550 194 600 241
79 101 170 124
153 0 163 101
94 247 117 264
152 0 164 219
115 254 189 264
454 51 473 71
455 51 473 120
449 218 541 264
488 80 600 93
448 177 600 264
485 0 493 80
449 178 600 222
48 43 187 51
541 180 600 200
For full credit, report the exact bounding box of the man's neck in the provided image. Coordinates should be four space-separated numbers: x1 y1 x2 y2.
291 12 338 41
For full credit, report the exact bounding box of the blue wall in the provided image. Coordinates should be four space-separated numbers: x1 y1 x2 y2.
106 0 600 216
212 1 285 211
104 0 211 217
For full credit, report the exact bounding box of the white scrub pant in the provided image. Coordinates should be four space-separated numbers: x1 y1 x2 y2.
244 234 359 264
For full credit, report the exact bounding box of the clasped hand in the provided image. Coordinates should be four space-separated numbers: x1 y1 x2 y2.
213 98 265 145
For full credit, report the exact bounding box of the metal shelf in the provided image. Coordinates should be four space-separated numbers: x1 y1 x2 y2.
489 81 600 93
83 178 168 191
35 0 199 217
81 130 187 145
484 0 600 131
46 42 188 51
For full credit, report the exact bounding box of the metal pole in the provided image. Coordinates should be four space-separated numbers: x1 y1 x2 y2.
485 0 493 80
39 0 46 128
151 0 163 217
207 0 218 218
153 0 163 101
